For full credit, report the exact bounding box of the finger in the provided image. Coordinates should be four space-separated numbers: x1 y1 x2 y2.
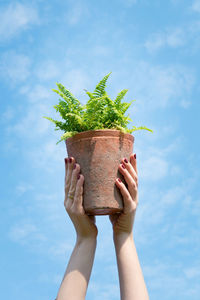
119 163 138 198
65 157 74 191
73 173 84 209
64 157 69 189
121 157 138 186
68 162 81 200
130 153 138 175
64 158 70 203
64 157 68 175
64 157 76 207
115 178 136 212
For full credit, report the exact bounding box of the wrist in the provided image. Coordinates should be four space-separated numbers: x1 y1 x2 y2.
76 236 97 246
113 232 134 245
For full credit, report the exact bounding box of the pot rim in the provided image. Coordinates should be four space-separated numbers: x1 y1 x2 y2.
65 129 134 143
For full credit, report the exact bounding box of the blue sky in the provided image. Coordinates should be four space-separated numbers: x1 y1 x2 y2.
1 0 200 299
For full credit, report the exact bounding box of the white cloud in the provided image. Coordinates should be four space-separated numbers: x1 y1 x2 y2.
20 84 52 102
60 68 90 101
0 2 39 41
0 106 15 123
8 220 46 245
140 156 168 181
145 28 185 53
35 61 60 81
48 241 74 258
9 103 51 138
129 62 195 109
16 183 34 196
191 0 200 12
143 260 200 298
0 51 31 84
184 265 200 279
26 138 66 172
145 33 164 53
166 28 185 47
66 1 89 25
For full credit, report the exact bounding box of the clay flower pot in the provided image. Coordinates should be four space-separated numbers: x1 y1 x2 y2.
65 129 134 215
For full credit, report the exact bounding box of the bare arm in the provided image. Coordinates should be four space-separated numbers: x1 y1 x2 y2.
110 153 149 300
57 238 97 300
56 157 98 300
114 234 149 300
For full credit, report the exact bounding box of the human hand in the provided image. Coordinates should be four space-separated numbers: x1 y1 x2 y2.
64 156 98 242
109 153 138 238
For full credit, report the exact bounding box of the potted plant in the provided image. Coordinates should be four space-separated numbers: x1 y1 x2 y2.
44 72 152 215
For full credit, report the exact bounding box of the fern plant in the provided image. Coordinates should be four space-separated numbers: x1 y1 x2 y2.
44 72 153 144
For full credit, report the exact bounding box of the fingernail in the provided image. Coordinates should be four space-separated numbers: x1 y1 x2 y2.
73 163 76 169
65 158 68 164
134 153 136 159
77 174 80 180
121 164 126 169
124 158 128 163
69 157 72 163
118 178 122 183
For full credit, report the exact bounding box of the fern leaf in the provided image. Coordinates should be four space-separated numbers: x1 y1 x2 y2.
93 72 112 98
56 131 79 144
84 89 94 99
128 126 153 133
120 100 136 114
114 89 128 108
56 83 79 104
65 113 84 127
43 116 67 131
55 83 83 113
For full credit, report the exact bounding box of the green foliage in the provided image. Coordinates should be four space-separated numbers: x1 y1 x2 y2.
44 72 153 144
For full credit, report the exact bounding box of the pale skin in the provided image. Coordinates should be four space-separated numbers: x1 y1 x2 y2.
56 154 149 300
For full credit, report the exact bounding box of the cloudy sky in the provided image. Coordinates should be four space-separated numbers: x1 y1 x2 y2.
1 0 200 299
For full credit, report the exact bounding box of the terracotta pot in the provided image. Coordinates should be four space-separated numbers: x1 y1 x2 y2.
65 129 134 215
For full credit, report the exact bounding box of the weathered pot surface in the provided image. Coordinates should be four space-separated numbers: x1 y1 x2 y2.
66 129 134 215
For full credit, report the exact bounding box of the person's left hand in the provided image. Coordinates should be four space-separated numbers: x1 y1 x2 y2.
64 156 98 242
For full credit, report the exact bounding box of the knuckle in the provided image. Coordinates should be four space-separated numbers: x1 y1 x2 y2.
76 163 80 171
135 174 138 183
132 180 137 189
130 203 137 212
65 178 70 186
64 202 71 211
69 185 76 194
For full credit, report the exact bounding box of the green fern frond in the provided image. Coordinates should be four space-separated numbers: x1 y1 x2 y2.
84 89 94 99
128 126 153 133
53 100 70 119
55 83 83 113
93 72 112 98
43 116 67 131
114 89 128 108
120 100 136 114
56 131 79 144
65 113 84 127
56 83 78 104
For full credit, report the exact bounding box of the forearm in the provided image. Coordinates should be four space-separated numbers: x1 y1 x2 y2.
114 234 149 300
57 238 97 300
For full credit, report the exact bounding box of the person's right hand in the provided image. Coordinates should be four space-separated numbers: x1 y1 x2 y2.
109 153 138 237
64 156 98 242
